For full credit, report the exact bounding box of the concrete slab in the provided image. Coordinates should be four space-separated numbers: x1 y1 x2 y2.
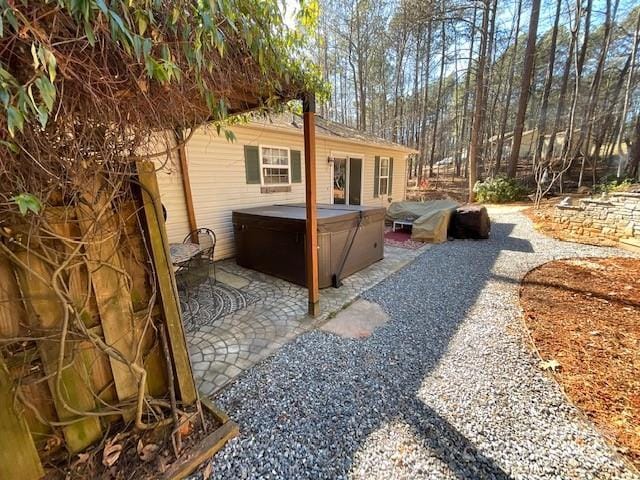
217 270 250 289
320 299 389 339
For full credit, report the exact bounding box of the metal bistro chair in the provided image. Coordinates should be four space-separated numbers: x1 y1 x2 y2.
174 259 196 330
182 228 217 296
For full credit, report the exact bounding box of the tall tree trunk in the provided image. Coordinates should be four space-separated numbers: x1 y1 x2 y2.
576 0 618 187
531 0 562 171
419 20 433 183
544 6 577 168
616 9 640 178
457 3 479 178
468 0 491 202
507 0 541 178
392 5 408 142
429 15 447 176
495 0 522 173
412 33 422 148
479 0 498 176
590 53 632 176
628 115 640 179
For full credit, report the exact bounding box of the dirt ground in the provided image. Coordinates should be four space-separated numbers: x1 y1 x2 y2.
45 406 221 479
406 175 469 203
520 257 640 469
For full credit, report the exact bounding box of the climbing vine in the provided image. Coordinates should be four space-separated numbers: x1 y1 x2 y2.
0 0 324 469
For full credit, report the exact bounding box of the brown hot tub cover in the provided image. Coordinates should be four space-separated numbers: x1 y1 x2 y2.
232 204 385 288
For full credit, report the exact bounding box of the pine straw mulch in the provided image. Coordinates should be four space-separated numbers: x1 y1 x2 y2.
520 257 640 470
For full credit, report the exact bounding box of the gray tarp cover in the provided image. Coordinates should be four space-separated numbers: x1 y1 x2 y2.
386 200 460 243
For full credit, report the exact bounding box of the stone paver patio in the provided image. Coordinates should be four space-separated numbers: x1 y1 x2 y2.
185 244 427 395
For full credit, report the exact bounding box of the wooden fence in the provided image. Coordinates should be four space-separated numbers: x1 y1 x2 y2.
0 162 195 479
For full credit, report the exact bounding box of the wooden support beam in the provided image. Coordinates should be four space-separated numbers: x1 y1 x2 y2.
174 129 198 235
303 93 320 316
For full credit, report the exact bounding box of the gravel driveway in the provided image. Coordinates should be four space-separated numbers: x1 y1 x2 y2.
210 209 639 480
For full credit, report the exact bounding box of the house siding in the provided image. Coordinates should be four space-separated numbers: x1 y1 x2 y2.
157 122 410 260
155 144 191 243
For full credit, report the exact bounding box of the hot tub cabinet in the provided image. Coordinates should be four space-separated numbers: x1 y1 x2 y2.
232 204 385 288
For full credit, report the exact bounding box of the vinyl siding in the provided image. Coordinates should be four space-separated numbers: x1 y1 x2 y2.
157 122 410 260
153 139 192 243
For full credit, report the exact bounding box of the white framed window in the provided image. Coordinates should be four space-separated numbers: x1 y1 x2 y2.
260 146 291 186
379 157 390 195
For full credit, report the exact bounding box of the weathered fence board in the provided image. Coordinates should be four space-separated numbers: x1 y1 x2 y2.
17 372 59 450
137 161 196 405
77 198 141 405
0 256 23 338
0 166 193 475
15 251 103 453
46 207 100 327
0 358 44 480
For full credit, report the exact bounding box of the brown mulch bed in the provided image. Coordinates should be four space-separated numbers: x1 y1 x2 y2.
520 257 640 470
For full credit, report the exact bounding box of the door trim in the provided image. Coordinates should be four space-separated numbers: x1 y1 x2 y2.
330 151 364 205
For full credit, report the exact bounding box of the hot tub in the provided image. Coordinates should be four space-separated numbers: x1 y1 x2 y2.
232 204 385 288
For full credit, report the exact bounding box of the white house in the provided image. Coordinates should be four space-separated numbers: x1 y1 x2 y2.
156 114 418 260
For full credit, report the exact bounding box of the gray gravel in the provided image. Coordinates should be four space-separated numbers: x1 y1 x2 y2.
206 209 638 480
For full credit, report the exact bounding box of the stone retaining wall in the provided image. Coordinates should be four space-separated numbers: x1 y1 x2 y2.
552 192 640 246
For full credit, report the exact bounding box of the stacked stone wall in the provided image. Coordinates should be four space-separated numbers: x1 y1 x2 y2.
552 192 640 246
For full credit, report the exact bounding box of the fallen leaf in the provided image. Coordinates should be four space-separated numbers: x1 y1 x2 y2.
102 441 122 467
539 359 561 372
44 435 63 451
179 416 193 437
137 78 149 93
76 453 90 464
138 442 160 462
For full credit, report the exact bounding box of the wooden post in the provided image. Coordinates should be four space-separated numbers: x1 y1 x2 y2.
175 129 198 235
136 161 197 404
303 93 320 316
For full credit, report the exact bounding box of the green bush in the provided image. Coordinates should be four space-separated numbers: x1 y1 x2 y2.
593 176 635 194
473 176 527 203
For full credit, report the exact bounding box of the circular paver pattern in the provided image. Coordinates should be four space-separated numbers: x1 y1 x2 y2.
204 209 639 480
186 242 424 395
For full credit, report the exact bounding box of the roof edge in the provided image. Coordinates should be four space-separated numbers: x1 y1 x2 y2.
230 117 418 154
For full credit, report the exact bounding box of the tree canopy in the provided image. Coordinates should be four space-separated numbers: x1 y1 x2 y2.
0 0 323 214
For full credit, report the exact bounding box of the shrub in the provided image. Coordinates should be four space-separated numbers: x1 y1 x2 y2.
593 176 635 194
473 176 527 203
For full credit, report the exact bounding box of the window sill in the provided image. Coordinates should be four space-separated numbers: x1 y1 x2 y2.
261 185 292 194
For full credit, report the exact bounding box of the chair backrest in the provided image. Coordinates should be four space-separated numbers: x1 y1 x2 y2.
184 228 216 257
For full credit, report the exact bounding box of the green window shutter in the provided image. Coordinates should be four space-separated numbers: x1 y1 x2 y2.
388 157 394 195
244 145 260 184
374 156 380 198
291 150 302 183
